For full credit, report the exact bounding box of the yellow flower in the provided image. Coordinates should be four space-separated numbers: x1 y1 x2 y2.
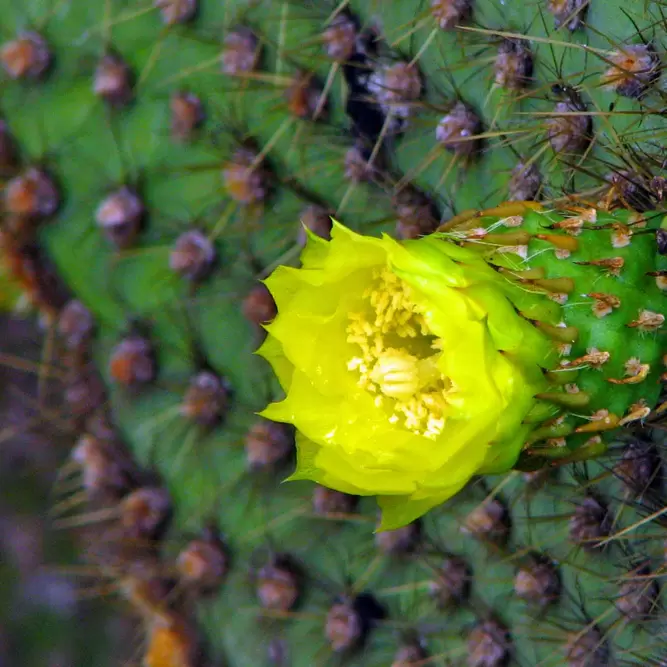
258 222 558 530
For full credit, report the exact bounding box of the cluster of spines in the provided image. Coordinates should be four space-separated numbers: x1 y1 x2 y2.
439 201 665 467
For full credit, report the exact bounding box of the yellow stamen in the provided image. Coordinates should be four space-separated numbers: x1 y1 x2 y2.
345 268 452 439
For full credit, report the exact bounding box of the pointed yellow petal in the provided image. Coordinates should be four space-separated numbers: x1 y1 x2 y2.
255 335 294 391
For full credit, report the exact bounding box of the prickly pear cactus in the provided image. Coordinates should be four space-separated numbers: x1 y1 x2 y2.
1 1 665 666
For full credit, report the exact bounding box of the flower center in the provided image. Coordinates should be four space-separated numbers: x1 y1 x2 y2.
346 268 452 439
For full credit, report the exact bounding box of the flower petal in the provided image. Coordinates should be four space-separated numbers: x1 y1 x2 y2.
265 269 373 396
377 493 451 531
299 226 331 269
255 334 294 392
286 432 417 495
463 283 555 365
264 367 450 478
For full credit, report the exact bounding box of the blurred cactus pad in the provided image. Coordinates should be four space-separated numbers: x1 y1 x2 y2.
1 0 666 666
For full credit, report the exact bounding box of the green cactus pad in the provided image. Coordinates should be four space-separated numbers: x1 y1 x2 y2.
1 0 665 666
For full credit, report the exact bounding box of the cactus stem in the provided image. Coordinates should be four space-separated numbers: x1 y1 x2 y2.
464 231 532 246
533 321 578 343
575 411 621 433
439 201 542 231
627 310 664 331
556 435 606 464
498 266 546 280
584 292 621 317
530 277 576 293
545 368 579 384
535 391 591 409
608 360 650 385
618 401 652 426
574 257 624 276
560 348 610 369
534 233 579 252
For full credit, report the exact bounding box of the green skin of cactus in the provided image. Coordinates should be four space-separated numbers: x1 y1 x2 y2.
444 205 665 468
1 0 666 666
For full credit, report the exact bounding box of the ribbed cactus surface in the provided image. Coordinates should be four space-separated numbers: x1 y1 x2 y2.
0 1 665 665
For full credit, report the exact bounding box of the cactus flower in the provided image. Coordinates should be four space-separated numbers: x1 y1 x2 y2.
259 205 665 529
